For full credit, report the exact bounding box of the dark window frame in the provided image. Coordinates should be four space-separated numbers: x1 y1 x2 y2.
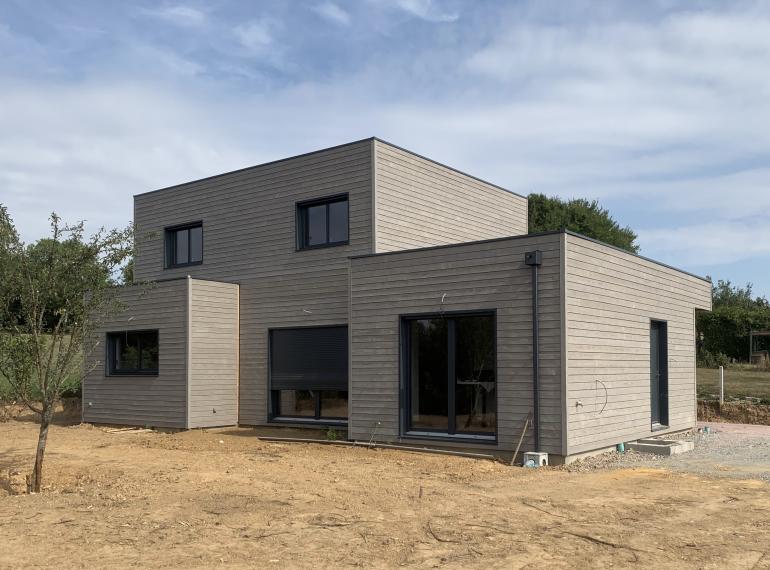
164 221 203 268
650 319 670 429
267 324 349 425
400 310 498 443
269 390 348 424
295 193 349 251
106 329 160 376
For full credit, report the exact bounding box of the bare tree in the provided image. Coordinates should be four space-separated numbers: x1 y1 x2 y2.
0 205 132 492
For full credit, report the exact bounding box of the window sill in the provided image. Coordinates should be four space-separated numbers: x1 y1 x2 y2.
404 431 497 444
296 241 349 252
269 417 347 427
651 423 669 432
107 372 159 377
166 261 203 269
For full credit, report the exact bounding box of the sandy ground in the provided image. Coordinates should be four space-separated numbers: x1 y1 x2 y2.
2 417 770 569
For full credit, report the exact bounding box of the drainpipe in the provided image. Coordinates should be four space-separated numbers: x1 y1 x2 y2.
524 250 543 451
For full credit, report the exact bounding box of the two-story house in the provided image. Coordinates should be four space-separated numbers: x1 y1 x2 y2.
83 138 712 463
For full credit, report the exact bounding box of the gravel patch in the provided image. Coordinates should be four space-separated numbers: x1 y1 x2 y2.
565 428 770 482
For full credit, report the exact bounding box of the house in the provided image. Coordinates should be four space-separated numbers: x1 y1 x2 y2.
82 138 712 463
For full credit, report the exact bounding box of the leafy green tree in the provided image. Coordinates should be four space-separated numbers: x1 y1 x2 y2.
0 205 133 492
121 257 134 284
697 280 770 363
528 193 640 253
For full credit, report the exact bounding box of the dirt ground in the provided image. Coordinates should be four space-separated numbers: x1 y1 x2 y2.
699 399 770 425
2 415 770 569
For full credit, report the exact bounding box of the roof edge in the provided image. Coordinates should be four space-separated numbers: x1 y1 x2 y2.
563 230 711 283
134 136 528 201
134 137 377 198
351 228 711 284
372 137 527 200
349 230 564 260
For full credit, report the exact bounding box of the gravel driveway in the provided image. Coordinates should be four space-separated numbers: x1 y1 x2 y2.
568 422 770 482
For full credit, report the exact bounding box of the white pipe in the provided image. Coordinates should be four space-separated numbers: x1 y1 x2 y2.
720 365 724 405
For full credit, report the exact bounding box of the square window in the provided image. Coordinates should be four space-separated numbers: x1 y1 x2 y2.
165 222 203 267
107 330 159 375
297 195 348 249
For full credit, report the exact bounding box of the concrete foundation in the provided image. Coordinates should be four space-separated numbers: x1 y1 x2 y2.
626 438 694 456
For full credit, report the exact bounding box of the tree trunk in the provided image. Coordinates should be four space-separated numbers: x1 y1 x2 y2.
29 402 53 493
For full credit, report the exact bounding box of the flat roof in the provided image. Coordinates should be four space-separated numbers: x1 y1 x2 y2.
134 137 526 200
350 228 711 284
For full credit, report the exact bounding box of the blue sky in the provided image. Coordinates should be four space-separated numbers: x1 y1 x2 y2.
1 0 769 296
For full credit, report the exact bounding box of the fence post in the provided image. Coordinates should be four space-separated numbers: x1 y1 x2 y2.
719 365 724 405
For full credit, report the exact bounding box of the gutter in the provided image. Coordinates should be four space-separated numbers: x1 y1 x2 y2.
525 250 543 450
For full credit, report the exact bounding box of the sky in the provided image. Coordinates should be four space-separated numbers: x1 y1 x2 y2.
1 0 769 297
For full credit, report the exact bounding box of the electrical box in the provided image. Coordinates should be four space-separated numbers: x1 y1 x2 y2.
523 451 549 467
524 250 542 266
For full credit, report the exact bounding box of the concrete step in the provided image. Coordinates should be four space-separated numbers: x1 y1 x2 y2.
626 439 694 456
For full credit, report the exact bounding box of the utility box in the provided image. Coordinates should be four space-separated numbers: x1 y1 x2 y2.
523 452 549 467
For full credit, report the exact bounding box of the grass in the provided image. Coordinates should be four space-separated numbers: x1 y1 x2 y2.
697 367 770 403
1 369 82 402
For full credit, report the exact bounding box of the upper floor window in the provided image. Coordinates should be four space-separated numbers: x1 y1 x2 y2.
165 222 202 267
296 194 348 250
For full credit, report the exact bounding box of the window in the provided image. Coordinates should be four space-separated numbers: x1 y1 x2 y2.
165 222 203 267
296 195 348 249
403 313 496 438
650 320 669 427
269 326 348 422
107 330 159 375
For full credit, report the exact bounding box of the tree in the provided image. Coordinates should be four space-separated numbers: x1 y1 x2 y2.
528 193 640 253
0 205 133 492
697 280 770 362
121 257 134 284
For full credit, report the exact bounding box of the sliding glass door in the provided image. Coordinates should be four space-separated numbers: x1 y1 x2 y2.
404 312 496 438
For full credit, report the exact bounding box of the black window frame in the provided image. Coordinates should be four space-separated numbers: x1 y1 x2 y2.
164 221 203 268
295 193 349 250
269 390 348 425
650 319 670 429
267 324 349 426
106 329 160 376
400 310 498 443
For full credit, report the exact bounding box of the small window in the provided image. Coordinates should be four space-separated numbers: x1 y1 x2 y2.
107 330 159 375
297 195 348 249
165 222 203 267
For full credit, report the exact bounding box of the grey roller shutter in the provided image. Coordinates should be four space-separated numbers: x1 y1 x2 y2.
270 326 348 391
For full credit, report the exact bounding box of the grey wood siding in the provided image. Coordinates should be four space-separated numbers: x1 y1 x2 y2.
373 140 528 253
564 234 712 455
82 280 187 428
349 234 563 454
188 279 239 428
133 140 373 425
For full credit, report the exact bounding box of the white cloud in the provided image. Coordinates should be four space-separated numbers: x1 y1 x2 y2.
638 221 770 266
394 0 458 23
313 2 351 26
234 19 274 52
1 1 770 294
141 5 206 27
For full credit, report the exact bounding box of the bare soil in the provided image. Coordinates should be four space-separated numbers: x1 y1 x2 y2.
699 399 770 425
2 416 770 569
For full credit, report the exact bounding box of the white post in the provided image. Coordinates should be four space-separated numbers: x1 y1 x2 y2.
719 366 724 405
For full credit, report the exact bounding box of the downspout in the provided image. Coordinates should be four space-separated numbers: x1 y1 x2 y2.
525 250 543 451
